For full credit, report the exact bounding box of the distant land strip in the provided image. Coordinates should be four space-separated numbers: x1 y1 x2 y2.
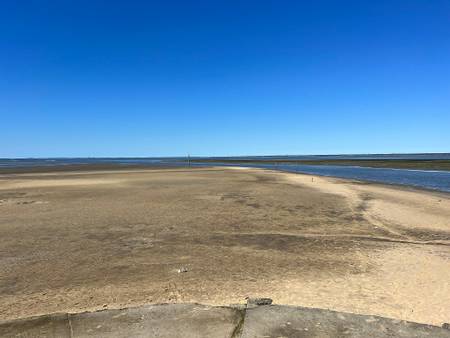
191 159 450 171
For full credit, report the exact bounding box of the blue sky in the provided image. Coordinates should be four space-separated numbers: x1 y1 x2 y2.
1 1 449 157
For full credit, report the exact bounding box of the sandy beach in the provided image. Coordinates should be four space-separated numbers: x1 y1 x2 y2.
0 166 449 326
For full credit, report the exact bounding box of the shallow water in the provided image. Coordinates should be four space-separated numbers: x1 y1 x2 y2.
207 163 450 193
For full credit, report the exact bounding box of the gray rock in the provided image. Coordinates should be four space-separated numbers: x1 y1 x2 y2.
246 297 273 307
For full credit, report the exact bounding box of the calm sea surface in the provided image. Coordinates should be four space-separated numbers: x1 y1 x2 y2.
1 154 450 193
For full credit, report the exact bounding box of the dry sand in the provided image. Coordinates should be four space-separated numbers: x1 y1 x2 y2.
0 167 449 325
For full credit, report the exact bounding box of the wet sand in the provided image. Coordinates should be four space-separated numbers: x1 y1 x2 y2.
0 166 449 325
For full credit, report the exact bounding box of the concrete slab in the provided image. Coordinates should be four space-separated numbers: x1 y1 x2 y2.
0 303 449 338
69 303 242 338
0 313 71 338
240 305 450 338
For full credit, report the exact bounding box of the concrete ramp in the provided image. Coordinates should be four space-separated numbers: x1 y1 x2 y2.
0 303 449 338
241 305 450 338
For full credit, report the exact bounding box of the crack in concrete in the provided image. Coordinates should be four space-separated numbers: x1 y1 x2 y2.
230 308 246 338
67 313 74 338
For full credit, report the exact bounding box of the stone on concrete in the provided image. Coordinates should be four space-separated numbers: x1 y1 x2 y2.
246 297 273 308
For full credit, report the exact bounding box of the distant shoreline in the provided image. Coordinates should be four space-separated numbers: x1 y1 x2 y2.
2 158 450 174
0 163 188 174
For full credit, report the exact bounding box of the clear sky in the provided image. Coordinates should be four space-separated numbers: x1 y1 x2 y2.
1 1 449 157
